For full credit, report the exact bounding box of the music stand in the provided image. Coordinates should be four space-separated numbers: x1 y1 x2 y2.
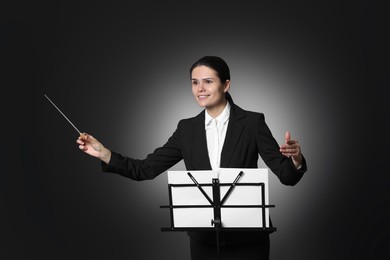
160 168 276 256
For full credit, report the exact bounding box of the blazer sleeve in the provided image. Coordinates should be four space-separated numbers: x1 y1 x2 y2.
101 123 183 181
256 113 307 186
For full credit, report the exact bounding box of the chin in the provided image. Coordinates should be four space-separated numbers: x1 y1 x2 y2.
196 100 207 108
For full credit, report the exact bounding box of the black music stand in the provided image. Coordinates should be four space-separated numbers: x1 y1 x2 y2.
160 169 276 258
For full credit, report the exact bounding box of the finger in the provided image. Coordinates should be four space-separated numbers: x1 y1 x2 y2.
84 133 96 141
281 151 292 157
76 139 85 145
286 139 298 145
285 131 290 143
281 152 297 158
280 148 297 153
280 146 300 156
79 133 89 141
280 143 299 150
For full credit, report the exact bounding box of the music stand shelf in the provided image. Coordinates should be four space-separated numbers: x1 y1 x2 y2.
160 169 276 253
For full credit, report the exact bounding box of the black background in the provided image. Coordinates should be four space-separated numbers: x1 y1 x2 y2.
1 1 388 259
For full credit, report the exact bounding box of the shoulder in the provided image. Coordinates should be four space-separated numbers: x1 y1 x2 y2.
231 103 265 122
176 110 204 128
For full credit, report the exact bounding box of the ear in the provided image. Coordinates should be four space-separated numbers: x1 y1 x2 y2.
223 80 231 93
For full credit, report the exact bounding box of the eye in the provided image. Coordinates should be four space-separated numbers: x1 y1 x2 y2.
192 80 198 85
205 80 213 84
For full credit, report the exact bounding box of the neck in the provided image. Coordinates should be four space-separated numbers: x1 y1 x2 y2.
206 99 227 119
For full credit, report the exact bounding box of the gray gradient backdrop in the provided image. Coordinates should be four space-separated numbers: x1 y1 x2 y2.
2 1 388 259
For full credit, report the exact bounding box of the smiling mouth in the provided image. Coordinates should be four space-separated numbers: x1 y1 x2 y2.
198 95 210 99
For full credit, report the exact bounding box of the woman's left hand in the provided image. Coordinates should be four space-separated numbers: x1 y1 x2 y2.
279 131 303 169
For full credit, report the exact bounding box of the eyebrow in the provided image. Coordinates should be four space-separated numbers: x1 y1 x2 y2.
191 77 215 81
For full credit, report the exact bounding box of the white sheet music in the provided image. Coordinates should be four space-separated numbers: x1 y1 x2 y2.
167 168 270 228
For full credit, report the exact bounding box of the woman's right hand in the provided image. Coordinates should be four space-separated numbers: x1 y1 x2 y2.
77 133 111 164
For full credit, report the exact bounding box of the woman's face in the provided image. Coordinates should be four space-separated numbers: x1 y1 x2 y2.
191 65 230 110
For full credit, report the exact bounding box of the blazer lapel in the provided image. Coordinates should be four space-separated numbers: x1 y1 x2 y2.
190 111 212 170
220 103 246 167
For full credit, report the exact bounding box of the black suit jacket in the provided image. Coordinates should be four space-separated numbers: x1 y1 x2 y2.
103 102 306 184
102 101 307 244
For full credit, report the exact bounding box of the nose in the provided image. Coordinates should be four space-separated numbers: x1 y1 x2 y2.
197 83 205 92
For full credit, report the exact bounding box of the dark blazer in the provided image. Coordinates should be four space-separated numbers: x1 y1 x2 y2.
102 100 307 244
103 101 306 184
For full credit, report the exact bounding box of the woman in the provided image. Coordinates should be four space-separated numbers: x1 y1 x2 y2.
77 56 307 260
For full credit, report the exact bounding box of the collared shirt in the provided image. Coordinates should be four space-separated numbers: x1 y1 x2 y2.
205 102 231 170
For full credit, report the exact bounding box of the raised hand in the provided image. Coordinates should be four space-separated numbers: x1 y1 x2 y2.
279 131 303 168
76 133 111 164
